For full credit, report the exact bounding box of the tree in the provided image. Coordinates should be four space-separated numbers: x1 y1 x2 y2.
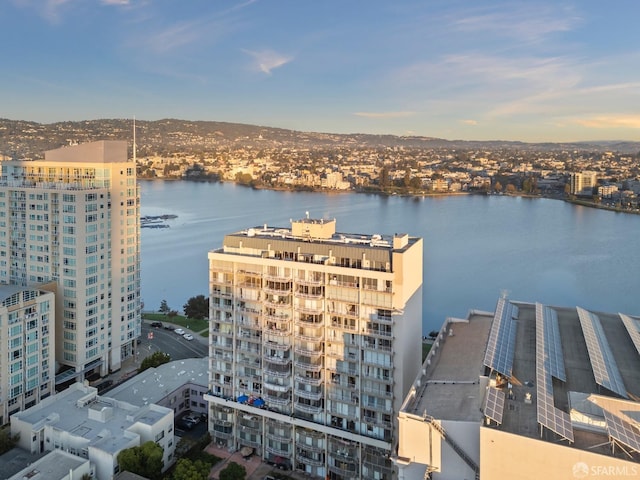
172 458 210 480
183 295 209 319
159 299 170 314
219 462 246 480
117 441 164 480
139 351 171 372
505 183 516 194
0 429 19 455
378 166 390 190
493 181 502 193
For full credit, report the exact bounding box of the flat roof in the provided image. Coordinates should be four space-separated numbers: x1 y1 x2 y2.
402 300 640 462
7 450 88 480
12 383 170 453
107 358 208 406
404 311 493 421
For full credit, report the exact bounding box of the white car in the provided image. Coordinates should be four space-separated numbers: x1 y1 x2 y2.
174 328 185 335
183 333 194 341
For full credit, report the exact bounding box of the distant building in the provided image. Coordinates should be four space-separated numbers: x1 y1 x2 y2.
396 298 640 480
598 184 619 198
10 382 174 480
205 216 423 479
7 449 91 480
570 171 598 196
0 140 141 382
0 284 55 424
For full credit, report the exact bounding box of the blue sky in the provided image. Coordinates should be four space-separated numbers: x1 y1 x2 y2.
2 0 640 142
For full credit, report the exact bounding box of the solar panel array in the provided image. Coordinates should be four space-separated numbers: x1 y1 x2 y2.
603 410 640 454
577 307 628 399
619 313 640 357
484 386 506 425
535 303 566 382
483 298 519 378
535 303 574 443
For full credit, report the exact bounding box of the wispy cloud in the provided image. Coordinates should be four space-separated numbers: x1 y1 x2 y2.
101 0 129 5
573 115 640 129
353 111 415 119
461 119 478 126
451 4 581 44
242 49 292 74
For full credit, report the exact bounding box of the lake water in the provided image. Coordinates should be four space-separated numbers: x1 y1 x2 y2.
140 180 640 333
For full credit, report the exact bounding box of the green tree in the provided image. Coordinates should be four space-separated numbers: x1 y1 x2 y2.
183 295 209 319
139 351 171 372
159 299 170 314
379 166 390 190
172 458 211 480
0 429 19 455
117 441 164 480
219 462 246 480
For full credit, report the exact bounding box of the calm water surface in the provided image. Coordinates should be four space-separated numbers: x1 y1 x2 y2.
140 180 640 332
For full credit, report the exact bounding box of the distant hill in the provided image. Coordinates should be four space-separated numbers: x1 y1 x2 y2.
1 118 639 159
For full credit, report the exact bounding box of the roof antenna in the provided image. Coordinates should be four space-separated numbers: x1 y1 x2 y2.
133 116 137 165
305 211 310 219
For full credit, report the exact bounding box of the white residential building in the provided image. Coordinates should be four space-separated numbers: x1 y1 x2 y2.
0 140 141 382
10 382 174 480
0 284 55 424
205 216 423 479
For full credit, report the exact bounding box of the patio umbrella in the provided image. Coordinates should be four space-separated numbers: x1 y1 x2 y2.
237 394 249 403
253 398 265 407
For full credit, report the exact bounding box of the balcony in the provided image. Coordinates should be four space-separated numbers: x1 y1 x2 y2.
266 444 292 457
294 289 324 299
266 429 293 443
294 345 323 357
296 305 324 315
263 274 291 282
296 314 323 325
265 341 291 352
263 393 291 408
264 326 290 337
294 374 323 386
294 360 322 372
263 313 290 324
264 364 291 377
211 288 233 299
295 333 324 344
295 276 324 286
297 452 325 467
295 388 323 401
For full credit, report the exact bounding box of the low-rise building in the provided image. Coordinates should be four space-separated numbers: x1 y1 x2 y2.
10 383 174 480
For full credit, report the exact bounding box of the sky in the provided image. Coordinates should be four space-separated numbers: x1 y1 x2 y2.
2 0 640 142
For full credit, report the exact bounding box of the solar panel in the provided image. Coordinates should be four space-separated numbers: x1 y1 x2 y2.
577 307 628 399
536 392 574 442
535 303 566 381
535 303 573 443
483 298 519 377
604 410 640 453
484 387 505 425
620 313 640 357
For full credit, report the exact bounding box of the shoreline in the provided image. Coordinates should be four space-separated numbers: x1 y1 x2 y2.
137 178 640 216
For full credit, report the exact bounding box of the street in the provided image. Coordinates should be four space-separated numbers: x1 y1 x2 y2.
138 323 208 362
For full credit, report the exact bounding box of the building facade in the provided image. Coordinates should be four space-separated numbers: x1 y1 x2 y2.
0 284 56 424
569 171 598 196
0 140 141 381
205 217 423 479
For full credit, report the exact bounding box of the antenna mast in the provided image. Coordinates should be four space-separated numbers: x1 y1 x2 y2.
133 116 137 165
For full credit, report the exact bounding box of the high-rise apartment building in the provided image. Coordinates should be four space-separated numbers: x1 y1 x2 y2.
0 284 55 424
205 217 423 479
569 171 598 196
0 140 141 382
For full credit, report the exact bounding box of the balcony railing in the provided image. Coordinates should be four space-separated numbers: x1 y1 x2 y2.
294 374 323 386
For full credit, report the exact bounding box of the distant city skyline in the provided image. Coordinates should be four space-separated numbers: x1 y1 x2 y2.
2 0 640 143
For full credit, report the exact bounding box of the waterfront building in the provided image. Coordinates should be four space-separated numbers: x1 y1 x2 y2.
570 171 598 196
397 298 640 480
0 140 141 382
204 216 423 479
10 382 174 480
0 284 55 424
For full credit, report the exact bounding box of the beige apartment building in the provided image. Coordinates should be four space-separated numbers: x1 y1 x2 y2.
0 284 55 424
397 299 640 480
204 216 423 479
0 141 141 384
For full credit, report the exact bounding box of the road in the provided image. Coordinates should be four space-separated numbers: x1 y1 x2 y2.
138 323 208 362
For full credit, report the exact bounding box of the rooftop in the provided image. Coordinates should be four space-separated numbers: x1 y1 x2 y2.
402 300 640 461
12 383 171 453
7 450 89 480
107 358 208 407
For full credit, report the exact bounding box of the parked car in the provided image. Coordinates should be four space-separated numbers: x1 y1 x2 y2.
177 418 197 430
150 321 163 328
174 328 185 335
183 333 194 341
164 325 175 331
183 414 200 424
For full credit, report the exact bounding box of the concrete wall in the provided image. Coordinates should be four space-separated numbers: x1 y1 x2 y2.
480 427 639 480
